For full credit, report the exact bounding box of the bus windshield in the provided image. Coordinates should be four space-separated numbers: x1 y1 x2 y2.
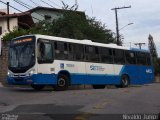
9 36 35 73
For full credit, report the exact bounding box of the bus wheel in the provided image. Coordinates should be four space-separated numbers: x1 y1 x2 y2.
120 75 129 88
92 85 105 89
54 75 69 91
31 85 45 90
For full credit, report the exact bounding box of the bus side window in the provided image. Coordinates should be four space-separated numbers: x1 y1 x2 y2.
55 41 68 60
146 53 152 66
68 43 74 61
125 51 136 65
99 47 113 64
113 49 125 64
136 52 147 65
73 44 84 61
85 45 100 62
38 40 53 64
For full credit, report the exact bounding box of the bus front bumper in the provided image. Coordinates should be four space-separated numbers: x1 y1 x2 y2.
7 74 57 85
8 76 34 85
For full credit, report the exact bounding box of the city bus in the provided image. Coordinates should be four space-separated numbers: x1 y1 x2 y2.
7 34 154 90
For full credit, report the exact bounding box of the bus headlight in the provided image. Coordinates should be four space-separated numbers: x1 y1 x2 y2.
7 71 13 77
29 69 35 76
7 71 10 76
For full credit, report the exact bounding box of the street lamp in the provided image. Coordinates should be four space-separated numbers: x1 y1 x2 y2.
117 22 133 45
119 23 134 31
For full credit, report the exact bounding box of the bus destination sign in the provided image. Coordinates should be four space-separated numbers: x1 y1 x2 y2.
14 38 33 44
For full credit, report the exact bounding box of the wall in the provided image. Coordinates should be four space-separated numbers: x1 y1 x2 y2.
0 41 8 83
0 17 18 35
31 10 63 23
0 17 17 56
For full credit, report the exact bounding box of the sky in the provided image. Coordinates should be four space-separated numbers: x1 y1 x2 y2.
0 0 160 56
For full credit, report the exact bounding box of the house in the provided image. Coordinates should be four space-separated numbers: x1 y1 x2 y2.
0 9 34 55
0 6 85 37
0 7 85 55
27 6 85 23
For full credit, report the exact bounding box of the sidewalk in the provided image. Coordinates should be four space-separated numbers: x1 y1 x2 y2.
155 76 160 83
0 82 3 87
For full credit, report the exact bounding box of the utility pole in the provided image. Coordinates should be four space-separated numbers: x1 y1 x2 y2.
134 43 146 49
7 2 10 31
111 6 131 45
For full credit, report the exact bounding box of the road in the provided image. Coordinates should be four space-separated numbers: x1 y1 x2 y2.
0 84 160 120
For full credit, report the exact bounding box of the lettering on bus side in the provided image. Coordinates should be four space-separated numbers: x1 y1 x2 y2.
66 64 75 68
146 69 153 74
90 65 105 71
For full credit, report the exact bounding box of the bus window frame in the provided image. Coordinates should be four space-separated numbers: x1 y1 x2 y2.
37 39 54 64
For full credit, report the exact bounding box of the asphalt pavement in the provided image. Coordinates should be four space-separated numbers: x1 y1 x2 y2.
0 83 160 120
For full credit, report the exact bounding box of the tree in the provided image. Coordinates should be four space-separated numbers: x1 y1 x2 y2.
154 58 160 75
148 34 158 58
148 34 159 75
2 28 29 41
3 11 116 44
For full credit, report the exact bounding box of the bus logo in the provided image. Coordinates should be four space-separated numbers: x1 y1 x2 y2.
90 65 105 71
60 63 64 69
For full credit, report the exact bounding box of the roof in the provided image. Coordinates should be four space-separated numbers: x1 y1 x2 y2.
0 12 34 28
0 9 7 14
0 12 30 18
13 34 150 52
131 48 149 53
0 11 6 15
14 34 130 50
27 6 85 16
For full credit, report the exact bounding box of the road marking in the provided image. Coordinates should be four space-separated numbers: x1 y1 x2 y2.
74 113 92 120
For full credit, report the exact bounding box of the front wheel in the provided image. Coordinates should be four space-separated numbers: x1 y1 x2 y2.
53 75 69 91
31 85 45 90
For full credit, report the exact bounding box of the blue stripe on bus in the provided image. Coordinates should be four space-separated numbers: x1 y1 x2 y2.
7 65 154 85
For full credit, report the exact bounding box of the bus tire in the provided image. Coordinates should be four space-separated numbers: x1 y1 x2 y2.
31 85 45 90
120 75 129 88
92 85 105 89
54 75 69 91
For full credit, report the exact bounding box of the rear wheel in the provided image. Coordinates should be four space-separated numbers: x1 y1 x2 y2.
31 85 45 90
92 85 105 89
118 75 129 88
54 75 69 91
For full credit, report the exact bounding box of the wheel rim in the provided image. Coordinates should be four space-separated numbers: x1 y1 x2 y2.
58 78 66 87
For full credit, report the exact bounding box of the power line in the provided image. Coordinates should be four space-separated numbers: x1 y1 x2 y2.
39 0 55 8
13 0 44 18
13 0 32 9
17 0 33 8
0 0 41 22
29 0 41 7
47 0 61 8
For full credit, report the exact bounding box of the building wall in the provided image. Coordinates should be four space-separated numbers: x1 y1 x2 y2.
0 41 8 83
0 17 18 55
0 17 18 36
31 10 63 23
